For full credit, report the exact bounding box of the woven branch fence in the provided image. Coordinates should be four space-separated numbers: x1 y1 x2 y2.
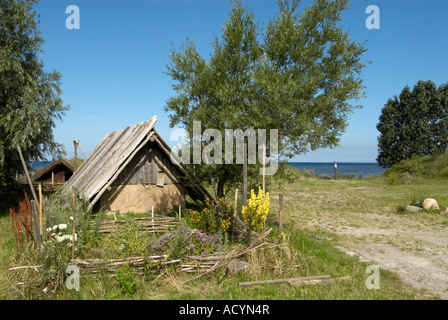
72 228 275 278
90 215 180 234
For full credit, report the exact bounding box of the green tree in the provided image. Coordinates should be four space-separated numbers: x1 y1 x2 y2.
165 0 368 197
376 80 448 168
0 0 68 186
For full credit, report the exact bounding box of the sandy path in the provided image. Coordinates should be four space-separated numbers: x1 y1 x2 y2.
280 187 448 299
308 211 448 299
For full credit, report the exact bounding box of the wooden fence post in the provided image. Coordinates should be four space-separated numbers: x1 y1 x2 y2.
233 188 238 235
151 206 154 234
279 194 283 237
38 183 43 233
243 143 248 206
45 198 51 241
71 187 77 261
262 144 266 193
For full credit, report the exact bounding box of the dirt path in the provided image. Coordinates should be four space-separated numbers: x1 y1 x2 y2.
308 211 448 299
279 185 448 299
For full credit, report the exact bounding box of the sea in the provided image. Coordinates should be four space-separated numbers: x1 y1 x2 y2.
31 160 385 177
30 160 52 171
288 162 384 177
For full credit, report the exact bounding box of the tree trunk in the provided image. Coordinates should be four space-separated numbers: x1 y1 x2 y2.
217 177 227 199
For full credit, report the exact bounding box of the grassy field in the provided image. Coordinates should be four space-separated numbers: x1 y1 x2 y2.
1 172 447 300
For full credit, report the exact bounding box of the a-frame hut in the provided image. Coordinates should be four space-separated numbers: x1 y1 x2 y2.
32 159 74 184
63 116 213 213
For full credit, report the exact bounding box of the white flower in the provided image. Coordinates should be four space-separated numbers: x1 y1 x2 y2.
58 224 68 230
55 236 65 243
70 216 73 221
42 287 48 293
46 227 52 232
52 225 58 231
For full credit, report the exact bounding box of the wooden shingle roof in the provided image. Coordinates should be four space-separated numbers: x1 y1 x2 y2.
63 116 213 210
32 159 74 182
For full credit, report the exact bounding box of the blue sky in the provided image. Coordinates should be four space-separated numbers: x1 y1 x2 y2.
34 0 448 162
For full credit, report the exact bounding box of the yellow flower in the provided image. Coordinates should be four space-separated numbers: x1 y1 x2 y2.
242 187 270 231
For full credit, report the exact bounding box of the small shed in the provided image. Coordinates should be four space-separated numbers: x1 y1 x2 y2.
32 159 74 184
63 116 213 213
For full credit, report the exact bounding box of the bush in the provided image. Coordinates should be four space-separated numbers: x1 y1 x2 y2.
382 153 448 182
101 221 148 259
299 168 315 177
114 264 138 297
184 197 234 235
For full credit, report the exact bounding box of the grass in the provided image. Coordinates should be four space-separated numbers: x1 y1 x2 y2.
1 171 446 300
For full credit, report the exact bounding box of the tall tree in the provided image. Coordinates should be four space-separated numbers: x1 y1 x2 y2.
0 0 68 186
376 80 448 168
165 0 368 197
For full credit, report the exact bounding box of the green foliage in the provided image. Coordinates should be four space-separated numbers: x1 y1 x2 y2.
383 153 448 184
377 81 448 168
101 221 149 259
164 0 367 196
114 264 138 297
272 162 302 189
185 197 234 235
0 0 69 185
299 168 316 178
185 205 218 235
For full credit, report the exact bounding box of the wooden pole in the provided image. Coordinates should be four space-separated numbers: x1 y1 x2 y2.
44 199 51 241
179 205 182 221
243 143 247 206
262 144 266 193
71 187 77 261
38 183 43 234
16 146 39 211
334 161 337 180
233 188 238 235
30 200 41 253
73 140 79 171
279 194 283 237
51 171 54 185
238 275 333 287
262 144 266 231
151 206 154 234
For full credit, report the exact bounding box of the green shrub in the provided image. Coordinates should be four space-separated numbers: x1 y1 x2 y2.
184 197 234 235
101 221 149 259
114 264 138 297
383 153 448 181
299 168 315 177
